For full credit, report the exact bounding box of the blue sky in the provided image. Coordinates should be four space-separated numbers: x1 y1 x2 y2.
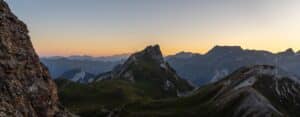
5 0 300 56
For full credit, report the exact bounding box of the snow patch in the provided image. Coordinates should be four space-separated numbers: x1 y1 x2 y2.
71 71 86 82
234 77 257 90
211 69 229 83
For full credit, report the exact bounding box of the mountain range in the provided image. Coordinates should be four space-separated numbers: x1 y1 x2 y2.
46 45 300 86
167 46 300 85
41 57 123 78
56 45 300 117
43 54 129 62
3 0 300 116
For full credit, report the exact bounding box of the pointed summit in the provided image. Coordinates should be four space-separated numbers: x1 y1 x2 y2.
97 45 194 98
130 44 164 63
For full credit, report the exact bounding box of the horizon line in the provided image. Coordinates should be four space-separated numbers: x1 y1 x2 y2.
38 44 300 58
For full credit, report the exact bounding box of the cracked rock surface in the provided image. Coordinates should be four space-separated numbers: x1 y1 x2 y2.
0 1 73 117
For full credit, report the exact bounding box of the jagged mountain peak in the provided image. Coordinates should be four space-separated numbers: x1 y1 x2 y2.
130 44 164 63
96 45 194 98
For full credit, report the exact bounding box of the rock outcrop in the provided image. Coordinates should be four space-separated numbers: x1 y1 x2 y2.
211 65 300 117
0 1 72 117
96 45 194 98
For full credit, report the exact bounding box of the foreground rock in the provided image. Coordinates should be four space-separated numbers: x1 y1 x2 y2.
0 1 72 116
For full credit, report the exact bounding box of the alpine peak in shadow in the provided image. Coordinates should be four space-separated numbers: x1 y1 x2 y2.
96 44 195 98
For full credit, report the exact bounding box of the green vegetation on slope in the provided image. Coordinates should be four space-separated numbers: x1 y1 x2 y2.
55 79 152 117
119 84 223 117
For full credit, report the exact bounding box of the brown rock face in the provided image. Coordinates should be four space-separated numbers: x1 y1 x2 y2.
0 1 72 117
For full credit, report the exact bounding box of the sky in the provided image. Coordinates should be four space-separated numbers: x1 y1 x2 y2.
5 0 300 56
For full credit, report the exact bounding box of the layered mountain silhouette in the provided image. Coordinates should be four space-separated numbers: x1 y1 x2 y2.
41 57 121 78
43 45 300 86
167 45 300 85
119 65 300 117
0 1 72 116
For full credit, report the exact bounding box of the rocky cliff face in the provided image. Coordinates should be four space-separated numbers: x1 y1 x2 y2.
0 1 72 117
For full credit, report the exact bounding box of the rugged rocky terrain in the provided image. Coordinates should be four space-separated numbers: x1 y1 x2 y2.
119 65 300 117
0 1 72 116
96 45 194 98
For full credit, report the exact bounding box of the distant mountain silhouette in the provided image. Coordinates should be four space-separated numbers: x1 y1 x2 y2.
167 45 300 85
58 69 96 83
44 45 300 86
41 57 123 78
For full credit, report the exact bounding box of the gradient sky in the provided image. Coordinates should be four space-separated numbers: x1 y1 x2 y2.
5 0 300 56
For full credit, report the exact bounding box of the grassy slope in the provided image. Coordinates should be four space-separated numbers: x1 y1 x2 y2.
119 84 224 117
56 52 195 117
55 79 152 117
